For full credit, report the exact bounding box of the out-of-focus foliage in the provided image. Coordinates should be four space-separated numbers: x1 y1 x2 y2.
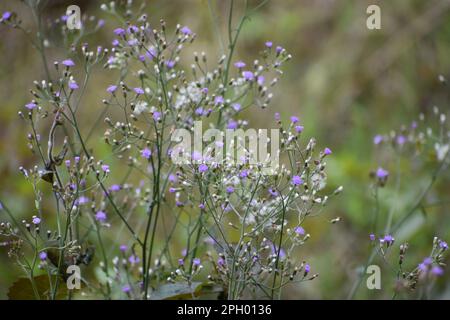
0 0 449 299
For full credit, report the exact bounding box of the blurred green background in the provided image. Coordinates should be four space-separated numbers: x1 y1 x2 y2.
1 0 449 299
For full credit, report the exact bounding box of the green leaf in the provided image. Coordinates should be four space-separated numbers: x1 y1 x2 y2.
150 282 203 300
8 275 68 300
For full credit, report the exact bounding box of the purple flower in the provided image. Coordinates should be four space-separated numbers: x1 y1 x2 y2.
292 175 303 186
32 217 41 225
39 251 47 261
396 135 406 145
193 258 201 266
165 60 176 69
112 39 120 47
240 170 248 178
114 28 125 36
178 258 184 266
25 102 37 110
217 257 225 267
242 71 254 81
119 245 128 252
274 112 281 121
134 87 144 95
127 25 139 34
69 80 79 90
214 96 224 105
268 188 278 197
2 12 12 20
276 46 283 54
226 186 234 194
418 263 427 272
110 184 121 192
227 120 238 129
128 255 140 264
382 234 394 246
295 125 304 133
265 41 273 48
107 85 118 93
304 263 310 274
199 203 205 210
232 103 241 111
152 111 162 121
439 240 448 250
122 285 131 293
373 135 383 145
180 26 192 35
95 210 107 222
376 167 389 179
101 164 110 173
198 164 208 173
141 148 152 159
195 107 204 116
431 266 444 276
423 257 433 265
257 76 265 85
192 151 202 161
169 187 176 193
294 226 305 235
290 116 299 124
324 147 332 156
234 61 246 68
76 196 89 205
369 233 376 241
169 174 177 183
61 59 75 67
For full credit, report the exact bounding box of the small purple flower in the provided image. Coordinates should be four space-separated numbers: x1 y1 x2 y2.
141 148 152 159
128 255 140 264
107 85 118 93
39 251 47 261
376 167 389 179
290 116 299 124
214 96 224 105
153 111 162 121
240 170 248 178
112 39 120 47
199 203 205 210
257 76 265 85
178 258 184 266
295 125 304 133
134 87 144 95
25 102 37 110
234 61 246 69
227 120 238 129
198 164 208 173
423 257 433 265
232 103 241 111
217 257 225 267
95 210 107 222
180 26 192 35
418 263 427 272
101 164 110 173
226 186 234 194
294 226 305 235
195 107 204 116
76 196 89 205
268 188 278 197
119 245 128 252
169 174 177 183
61 59 75 67
292 175 303 186
439 240 448 250
32 217 41 225
276 46 284 54
114 28 125 36
242 71 254 81
2 12 12 20
193 258 201 266
169 187 176 193
304 263 311 274
324 147 332 156
396 135 406 145
369 233 376 241
122 285 131 293
265 41 273 48
110 184 121 192
127 25 139 34
382 234 394 246
69 80 79 90
165 60 176 69
65 160 71 167
274 112 281 121
431 266 444 276
373 135 383 145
